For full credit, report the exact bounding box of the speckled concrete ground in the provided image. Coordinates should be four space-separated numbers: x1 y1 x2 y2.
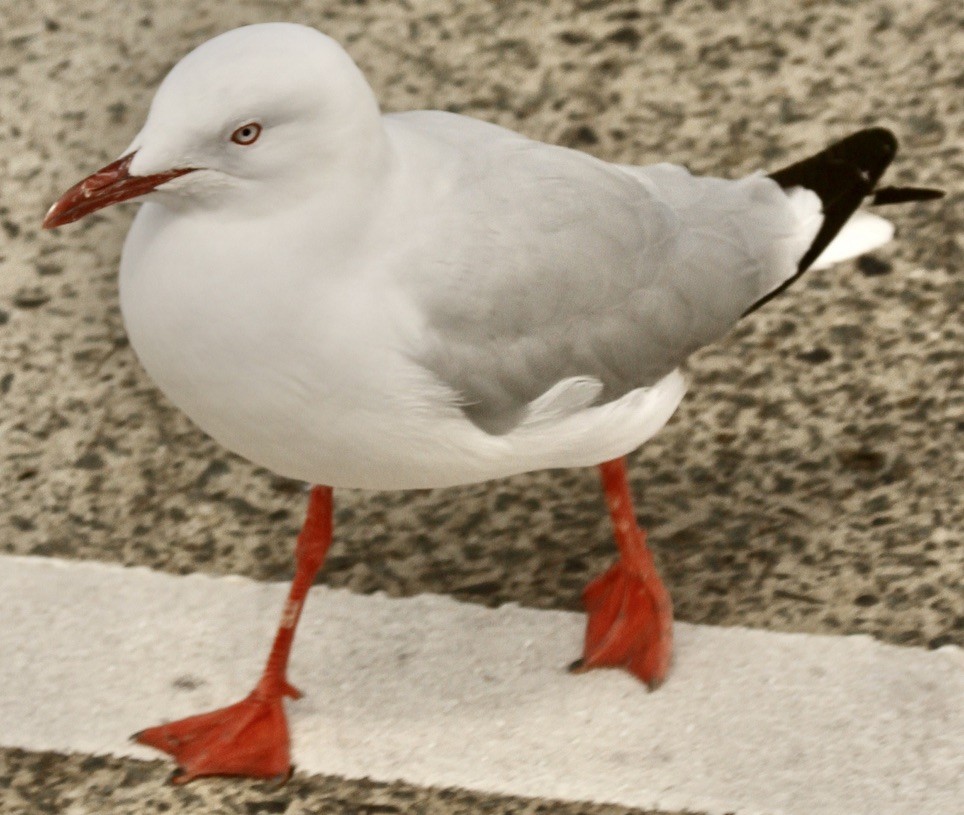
0 0 960 812
1 748 684 815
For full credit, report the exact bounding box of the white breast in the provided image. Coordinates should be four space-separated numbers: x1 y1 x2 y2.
120 202 427 484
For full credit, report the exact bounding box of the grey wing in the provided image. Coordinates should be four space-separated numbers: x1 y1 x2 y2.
403 117 812 434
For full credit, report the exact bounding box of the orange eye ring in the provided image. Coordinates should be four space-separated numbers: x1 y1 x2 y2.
230 122 262 145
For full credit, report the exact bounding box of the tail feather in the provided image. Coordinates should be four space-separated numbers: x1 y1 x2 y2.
809 210 894 271
743 127 943 316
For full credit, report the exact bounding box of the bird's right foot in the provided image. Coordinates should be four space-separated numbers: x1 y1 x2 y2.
133 679 301 783
569 526 673 689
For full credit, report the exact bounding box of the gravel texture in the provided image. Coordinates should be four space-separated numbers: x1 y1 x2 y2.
0 748 683 815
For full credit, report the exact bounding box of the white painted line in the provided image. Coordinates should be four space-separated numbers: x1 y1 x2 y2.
0 555 960 814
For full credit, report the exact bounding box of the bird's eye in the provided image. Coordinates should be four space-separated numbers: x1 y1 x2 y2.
230 122 262 145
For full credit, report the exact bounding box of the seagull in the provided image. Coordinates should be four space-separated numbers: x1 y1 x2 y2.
43 22 943 784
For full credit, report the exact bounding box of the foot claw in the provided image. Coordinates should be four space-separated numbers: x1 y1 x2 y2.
168 766 189 785
644 675 665 692
567 658 585 673
269 765 294 788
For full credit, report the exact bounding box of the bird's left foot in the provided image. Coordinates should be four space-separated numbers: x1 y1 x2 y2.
133 678 301 784
569 528 673 689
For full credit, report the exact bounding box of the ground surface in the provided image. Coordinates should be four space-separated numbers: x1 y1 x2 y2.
0 0 960 813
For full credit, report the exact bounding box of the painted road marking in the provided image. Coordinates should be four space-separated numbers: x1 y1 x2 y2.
1 555 961 814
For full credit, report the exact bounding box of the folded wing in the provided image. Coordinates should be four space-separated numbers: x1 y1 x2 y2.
396 113 818 434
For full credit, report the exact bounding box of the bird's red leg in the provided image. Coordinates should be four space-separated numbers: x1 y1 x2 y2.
134 485 334 783
570 458 673 688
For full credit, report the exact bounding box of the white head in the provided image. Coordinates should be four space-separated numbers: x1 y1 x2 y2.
44 24 385 227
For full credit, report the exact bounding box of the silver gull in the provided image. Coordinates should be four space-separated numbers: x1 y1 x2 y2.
43 22 943 783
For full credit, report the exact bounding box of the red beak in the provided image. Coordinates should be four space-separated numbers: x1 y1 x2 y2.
42 153 195 229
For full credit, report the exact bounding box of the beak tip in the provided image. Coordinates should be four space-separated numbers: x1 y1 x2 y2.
42 204 60 230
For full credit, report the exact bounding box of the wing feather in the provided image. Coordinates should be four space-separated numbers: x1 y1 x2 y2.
390 112 813 434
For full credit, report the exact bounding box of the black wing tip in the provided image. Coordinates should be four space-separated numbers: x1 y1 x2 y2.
744 127 943 319
767 128 901 281
824 127 897 192
769 127 899 196
745 127 902 319
854 126 898 155
871 186 946 206
835 126 898 164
